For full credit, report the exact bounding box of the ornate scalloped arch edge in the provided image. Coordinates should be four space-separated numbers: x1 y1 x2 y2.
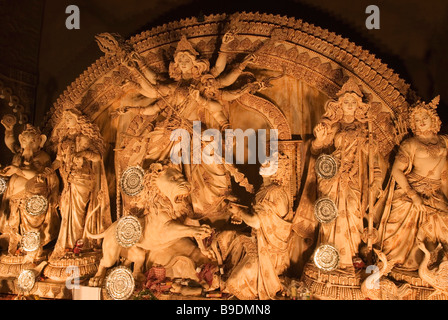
43 12 415 138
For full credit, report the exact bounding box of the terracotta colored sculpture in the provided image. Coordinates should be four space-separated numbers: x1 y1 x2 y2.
1 12 439 300
88 161 213 287
49 108 112 260
418 242 448 298
0 116 60 257
360 249 411 300
378 96 448 271
219 152 292 299
309 78 383 270
100 32 259 220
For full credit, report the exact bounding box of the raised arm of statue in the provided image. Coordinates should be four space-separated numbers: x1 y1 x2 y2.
217 54 256 88
227 203 261 229
1 114 19 154
132 71 161 99
134 56 158 85
311 123 336 154
220 81 267 102
189 88 230 130
114 94 165 118
210 31 235 78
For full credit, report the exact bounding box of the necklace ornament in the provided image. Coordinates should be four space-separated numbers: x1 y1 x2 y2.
416 136 441 158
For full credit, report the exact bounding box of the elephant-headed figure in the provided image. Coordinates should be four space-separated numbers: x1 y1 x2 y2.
0 115 60 259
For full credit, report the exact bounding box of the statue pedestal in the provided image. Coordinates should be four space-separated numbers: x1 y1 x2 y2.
0 277 110 299
389 268 448 300
42 252 101 282
0 254 46 278
0 251 106 299
301 262 364 300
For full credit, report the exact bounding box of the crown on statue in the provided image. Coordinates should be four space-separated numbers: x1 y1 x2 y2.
336 77 364 98
412 95 440 111
409 95 442 134
20 124 42 137
175 35 199 57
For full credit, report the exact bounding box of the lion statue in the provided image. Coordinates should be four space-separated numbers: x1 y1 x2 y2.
88 161 214 287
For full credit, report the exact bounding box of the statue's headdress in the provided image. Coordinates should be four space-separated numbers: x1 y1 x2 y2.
413 95 440 111
336 77 364 98
321 77 368 124
20 124 42 137
174 35 199 57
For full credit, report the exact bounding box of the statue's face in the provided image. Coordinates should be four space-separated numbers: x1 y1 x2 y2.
177 53 193 74
64 113 78 128
18 132 45 161
155 167 191 218
341 94 358 116
414 111 433 133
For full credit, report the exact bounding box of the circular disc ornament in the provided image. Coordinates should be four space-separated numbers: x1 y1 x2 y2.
0 177 7 195
314 198 338 224
17 269 36 292
314 244 340 272
115 215 142 248
315 154 338 179
25 195 48 216
105 266 135 300
21 232 41 252
120 166 145 196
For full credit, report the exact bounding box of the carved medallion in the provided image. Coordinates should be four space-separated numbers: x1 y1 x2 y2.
314 197 338 224
314 244 340 272
21 232 41 252
0 177 7 195
315 154 338 179
25 195 48 216
120 166 145 196
115 215 142 248
17 269 36 292
105 266 135 300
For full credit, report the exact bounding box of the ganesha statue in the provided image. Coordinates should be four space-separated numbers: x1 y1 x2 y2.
0 115 60 275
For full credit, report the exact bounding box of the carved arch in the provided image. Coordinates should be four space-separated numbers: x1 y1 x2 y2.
45 12 413 146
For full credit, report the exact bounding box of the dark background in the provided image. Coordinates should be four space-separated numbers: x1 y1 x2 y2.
0 0 447 164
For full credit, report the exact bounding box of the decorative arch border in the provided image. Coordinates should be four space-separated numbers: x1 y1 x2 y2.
45 12 413 149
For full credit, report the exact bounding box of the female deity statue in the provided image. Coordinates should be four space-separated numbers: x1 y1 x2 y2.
100 32 262 219
378 96 448 271
302 78 383 271
49 108 112 260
